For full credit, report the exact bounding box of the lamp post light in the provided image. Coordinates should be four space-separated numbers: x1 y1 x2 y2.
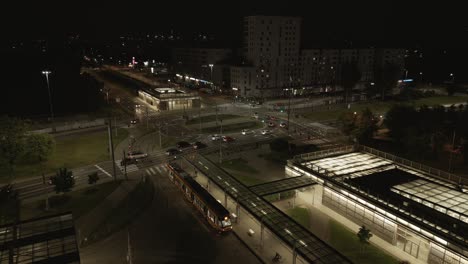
208 64 214 91
450 73 455 83
42 70 55 128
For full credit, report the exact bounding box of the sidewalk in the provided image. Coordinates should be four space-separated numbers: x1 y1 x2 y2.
75 179 140 246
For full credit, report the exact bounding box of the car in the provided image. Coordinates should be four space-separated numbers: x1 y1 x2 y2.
120 157 138 166
177 141 192 149
135 104 141 108
268 122 275 127
269 116 277 121
130 119 138 124
241 129 248 135
252 112 259 119
166 148 180 156
279 122 288 128
222 136 235 142
48 175 74 185
127 151 148 159
261 129 271 135
211 134 221 141
192 141 207 149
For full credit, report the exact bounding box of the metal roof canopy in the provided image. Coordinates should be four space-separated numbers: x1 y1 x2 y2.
249 176 317 196
188 155 352 264
0 212 80 264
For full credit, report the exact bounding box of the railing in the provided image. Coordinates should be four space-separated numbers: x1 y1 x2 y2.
359 145 467 186
294 145 355 162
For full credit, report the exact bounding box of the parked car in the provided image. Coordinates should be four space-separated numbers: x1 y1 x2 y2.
176 141 192 149
211 134 221 141
252 112 259 119
127 151 148 159
222 136 235 142
268 122 276 127
280 122 288 128
241 129 248 135
192 141 207 149
166 148 180 156
261 129 271 135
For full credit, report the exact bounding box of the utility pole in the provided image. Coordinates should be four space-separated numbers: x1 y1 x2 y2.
123 150 128 180
215 103 219 125
158 122 162 147
108 118 117 181
114 116 118 137
42 173 49 211
219 119 223 163
448 131 456 172
199 106 202 133
145 106 149 129
127 228 133 264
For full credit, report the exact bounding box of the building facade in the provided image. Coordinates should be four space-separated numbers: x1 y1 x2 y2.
233 16 405 98
172 48 232 89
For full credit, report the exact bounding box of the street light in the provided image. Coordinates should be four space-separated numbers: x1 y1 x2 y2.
208 64 214 80
42 70 55 125
419 72 423 82
450 73 455 83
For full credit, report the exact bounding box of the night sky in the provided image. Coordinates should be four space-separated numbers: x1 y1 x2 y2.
3 1 467 47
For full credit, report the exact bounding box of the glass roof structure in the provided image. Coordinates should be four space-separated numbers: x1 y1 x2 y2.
303 152 393 178
0 213 80 264
292 148 468 251
392 179 468 224
188 155 352 264
249 176 317 196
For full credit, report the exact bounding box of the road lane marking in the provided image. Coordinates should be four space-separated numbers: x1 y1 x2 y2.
94 165 112 178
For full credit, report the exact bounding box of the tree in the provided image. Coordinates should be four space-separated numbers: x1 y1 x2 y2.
339 108 377 144
88 172 100 187
445 84 458 96
357 225 373 253
50 168 75 194
375 63 401 101
0 116 28 180
24 134 55 163
340 61 361 105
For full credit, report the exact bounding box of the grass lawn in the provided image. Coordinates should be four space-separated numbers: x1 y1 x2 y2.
414 95 468 106
303 95 468 121
286 207 310 228
258 151 292 166
201 121 262 134
329 220 399 264
186 114 241 125
221 158 259 174
83 179 154 246
21 181 122 220
0 128 129 183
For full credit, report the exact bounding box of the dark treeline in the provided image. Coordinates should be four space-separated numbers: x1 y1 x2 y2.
0 37 103 118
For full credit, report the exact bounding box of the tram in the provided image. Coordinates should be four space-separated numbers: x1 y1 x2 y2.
166 163 232 232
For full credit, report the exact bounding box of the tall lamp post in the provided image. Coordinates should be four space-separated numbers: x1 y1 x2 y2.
42 70 54 126
208 64 214 91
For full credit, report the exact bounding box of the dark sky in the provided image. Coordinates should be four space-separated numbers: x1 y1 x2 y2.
2 1 467 47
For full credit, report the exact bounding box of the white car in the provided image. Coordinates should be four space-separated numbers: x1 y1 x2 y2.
241 129 248 135
261 129 270 135
211 134 221 141
127 151 148 159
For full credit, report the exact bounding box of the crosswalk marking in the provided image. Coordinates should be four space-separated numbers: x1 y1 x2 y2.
115 160 139 173
149 168 156 174
95 165 112 178
156 167 162 173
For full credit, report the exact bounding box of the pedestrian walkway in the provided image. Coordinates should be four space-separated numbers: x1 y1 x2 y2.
144 164 168 176
75 179 140 246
